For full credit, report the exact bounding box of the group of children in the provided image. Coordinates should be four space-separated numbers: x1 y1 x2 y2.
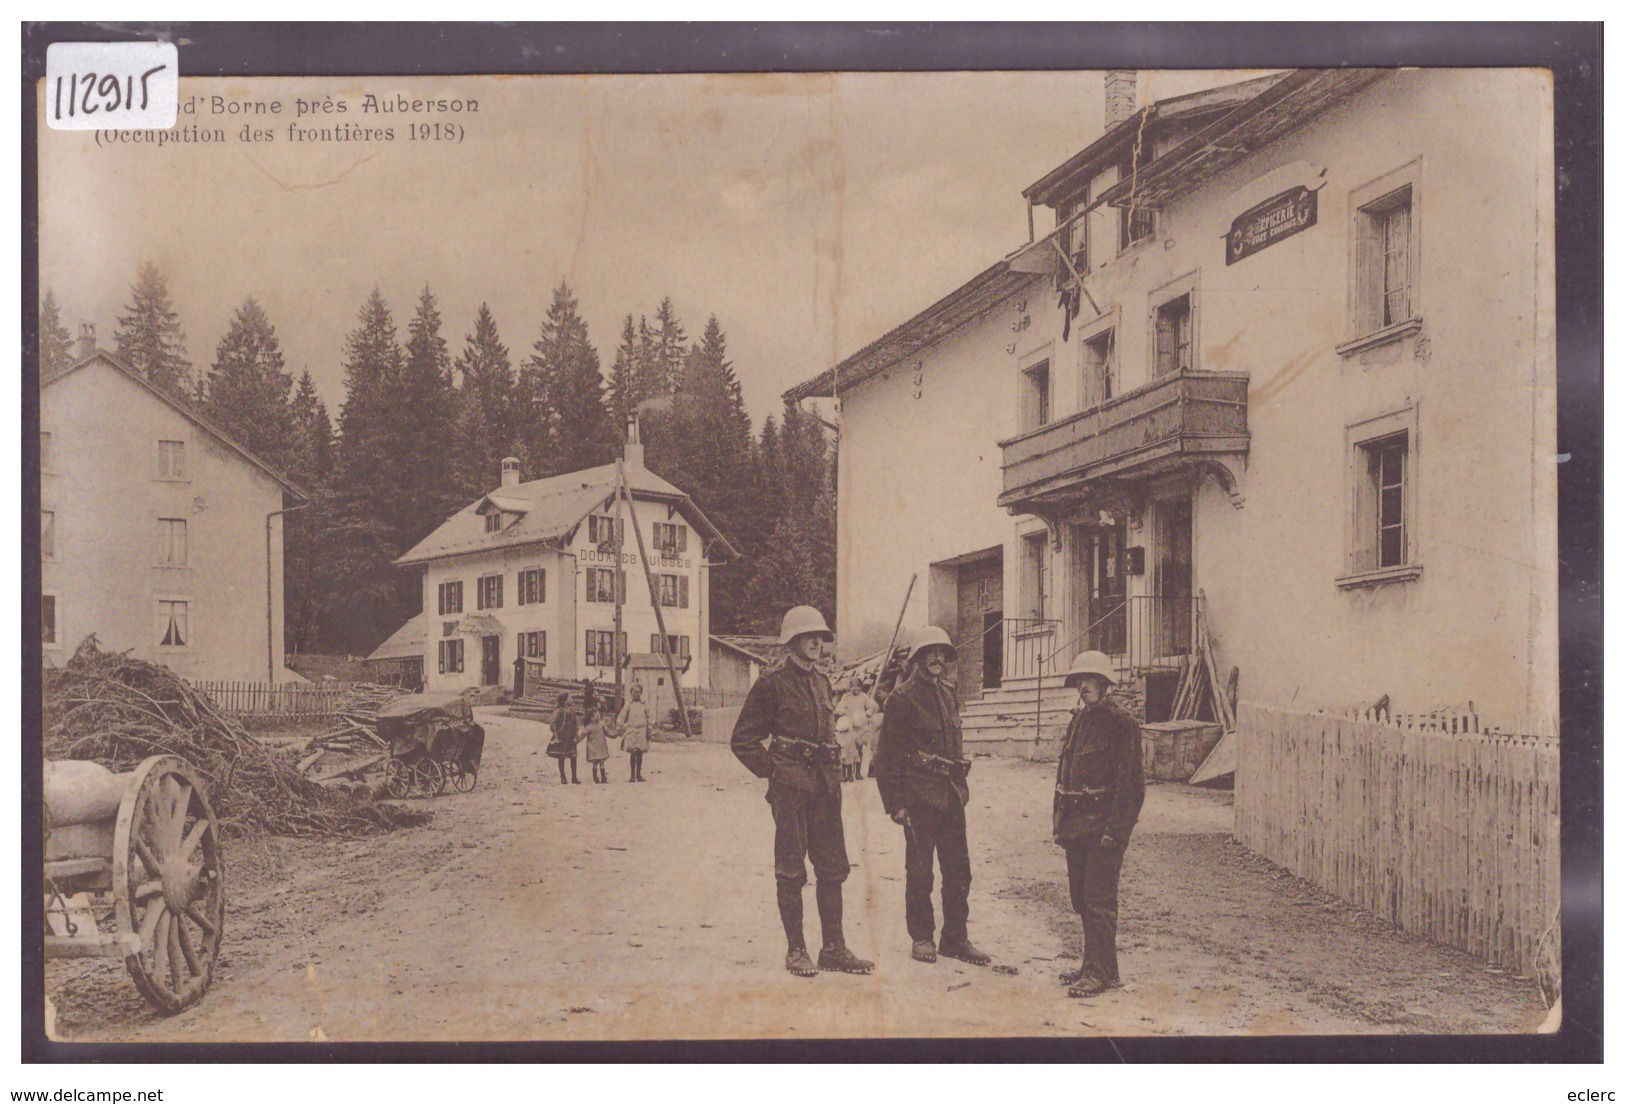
545 683 654 784
834 675 882 782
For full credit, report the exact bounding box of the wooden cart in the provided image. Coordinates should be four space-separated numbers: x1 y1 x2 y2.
44 755 225 1014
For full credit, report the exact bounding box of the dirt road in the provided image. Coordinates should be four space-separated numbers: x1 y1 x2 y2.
48 709 1548 1042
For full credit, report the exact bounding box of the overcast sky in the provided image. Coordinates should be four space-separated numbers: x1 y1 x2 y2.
38 70 1260 426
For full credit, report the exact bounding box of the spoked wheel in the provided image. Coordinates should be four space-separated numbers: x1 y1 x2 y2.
453 761 477 793
383 759 412 799
112 756 224 1014
414 758 445 797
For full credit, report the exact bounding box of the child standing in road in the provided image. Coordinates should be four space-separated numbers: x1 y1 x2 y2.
546 693 581 784
616 683 653 782
582 707 612 783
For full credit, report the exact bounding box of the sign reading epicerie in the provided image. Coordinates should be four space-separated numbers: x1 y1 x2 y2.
1225 185 1317 265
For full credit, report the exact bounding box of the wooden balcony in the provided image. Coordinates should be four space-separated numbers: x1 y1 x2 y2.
998 371 1249 510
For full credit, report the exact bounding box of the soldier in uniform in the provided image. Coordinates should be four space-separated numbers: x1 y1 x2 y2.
1053 651 1145 997
870 626 992 966
731 606 875 978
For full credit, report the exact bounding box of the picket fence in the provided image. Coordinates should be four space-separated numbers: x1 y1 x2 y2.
1234 703 1560 977
191 680 366 720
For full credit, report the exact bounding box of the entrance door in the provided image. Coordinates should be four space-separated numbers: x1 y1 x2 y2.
955 554 1003 694
1092 520 1131 656
1157 497 1194 657
481 635 501 686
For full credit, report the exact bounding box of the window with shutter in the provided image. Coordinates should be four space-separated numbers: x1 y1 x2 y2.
1339 407 1422 588
1341 165 1420 356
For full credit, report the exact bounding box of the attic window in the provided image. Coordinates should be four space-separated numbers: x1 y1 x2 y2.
484 512 504 533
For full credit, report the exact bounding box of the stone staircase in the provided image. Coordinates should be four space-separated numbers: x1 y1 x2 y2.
960 675 1077 758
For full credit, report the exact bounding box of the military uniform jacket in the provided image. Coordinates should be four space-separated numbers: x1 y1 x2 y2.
731 660 841 793
1052 700 1145 843
871 671 970 816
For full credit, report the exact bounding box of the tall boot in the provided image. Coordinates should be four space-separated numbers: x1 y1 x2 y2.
779 882 817 977
815 881 874 974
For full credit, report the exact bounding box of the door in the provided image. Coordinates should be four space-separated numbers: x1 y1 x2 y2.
481 635 501 686
955 554 1003 695
1157 496 1194 657
1078 522 1128 656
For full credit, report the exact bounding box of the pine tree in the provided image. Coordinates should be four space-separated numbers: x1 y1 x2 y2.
39 289 74 375
114 262 192 395
284 371 337 655
650 296 688 398
607 314 639 430
203 298 295 468
665 315 757 631
451 303 516 497
398 286 461 535
528 281 616 477
330 289 409 652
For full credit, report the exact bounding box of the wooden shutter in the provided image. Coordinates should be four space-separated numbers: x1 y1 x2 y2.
680 576 690 609
679 525 688 553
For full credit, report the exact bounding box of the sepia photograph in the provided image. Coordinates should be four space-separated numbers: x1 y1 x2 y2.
25 24 1597 1059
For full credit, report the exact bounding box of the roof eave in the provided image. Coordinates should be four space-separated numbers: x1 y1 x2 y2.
784 260 1037 404
44 351 310 501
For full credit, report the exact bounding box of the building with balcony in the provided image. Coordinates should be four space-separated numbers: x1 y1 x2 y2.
785 68 1556 741
387 420 737 696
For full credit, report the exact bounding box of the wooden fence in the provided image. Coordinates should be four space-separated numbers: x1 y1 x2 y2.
191 680 366 720
1235 703 1559 976
682 686 752 709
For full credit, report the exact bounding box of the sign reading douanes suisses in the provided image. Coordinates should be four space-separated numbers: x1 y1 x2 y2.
1225 185 1317 265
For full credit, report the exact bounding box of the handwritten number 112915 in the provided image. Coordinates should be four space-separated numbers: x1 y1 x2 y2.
54 65 168 121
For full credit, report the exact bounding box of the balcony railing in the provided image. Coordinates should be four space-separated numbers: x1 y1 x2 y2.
998 371 1249 509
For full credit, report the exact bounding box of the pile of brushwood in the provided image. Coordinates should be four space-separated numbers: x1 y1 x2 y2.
43 638 431 838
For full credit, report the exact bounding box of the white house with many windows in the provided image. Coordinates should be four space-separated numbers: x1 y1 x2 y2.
391 427 736 695
787 68 1557 731
40 331 307 682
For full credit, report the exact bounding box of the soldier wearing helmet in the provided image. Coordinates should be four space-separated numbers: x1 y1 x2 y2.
731 605 874 978
1053 650 1146 997
870 626 992 966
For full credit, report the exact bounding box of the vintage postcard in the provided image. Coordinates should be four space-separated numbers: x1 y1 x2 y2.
33 38 1572 1050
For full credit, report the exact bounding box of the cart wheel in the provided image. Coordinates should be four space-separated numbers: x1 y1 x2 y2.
112 756 224 1015
383 759 411 799
415 758 446 797
453 762 477 794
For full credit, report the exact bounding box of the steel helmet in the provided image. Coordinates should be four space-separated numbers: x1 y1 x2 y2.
779 605 834 645
1064 650 1118 688
908 625 959 665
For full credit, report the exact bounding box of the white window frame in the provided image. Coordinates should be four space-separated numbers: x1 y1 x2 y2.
155 438 188 482
155 595 193 650
438 637 465 675
652 521 688 556
476 572 503 611
517 566 546 606
1075 308 1120 413
1148 271 1200 380
157 517 188 567
41 507 57 562
1016 344 1054 435
42 590 61 650
437 579 464 616
1338 404 1423 589
1339 158 1423 357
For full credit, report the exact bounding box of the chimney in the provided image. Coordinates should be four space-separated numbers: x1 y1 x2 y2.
500 456 521 488
624 413 645 470
1104 69 1137 129
76 322 97 361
